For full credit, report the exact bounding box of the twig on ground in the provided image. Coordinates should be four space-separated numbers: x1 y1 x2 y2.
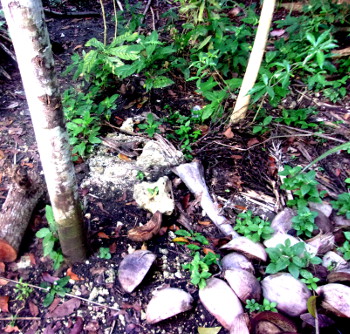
0 276 120 312
150 6 156 31
0 317 41 321
139 0 153 28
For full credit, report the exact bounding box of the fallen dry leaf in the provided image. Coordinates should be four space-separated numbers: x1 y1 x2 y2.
47 298 81 318
29 301 39 316
223 127 234 138
198 327 222 334
42 272 59 284
97 232 109 239
4 325 20 333
0 296 9 312
247 138 260 147
127 211 162 242
0 278 8 286
67 267 84 281
118 153 132 161
203 248 215 255
198 221 211 226
0 262 5 273
172 237 190 244
69 317 84 334
109 242 117 254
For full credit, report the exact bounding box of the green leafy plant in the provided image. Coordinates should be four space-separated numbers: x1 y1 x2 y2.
182 251 219 289
167 109 203 159
279 165 324 208
136 171 145 181
245 298 278 313
137 113 162 137
331 192 350 219
337 231 350 261
14 278 34 301
265 239 322 278
98 247 112 259
41 276 70 307
233 210 274 243
147 186 159 198
275 108 319 129
291 206 318 238
252 116 273 135
300 269 320 290
174 229 209 251
36 205 64 270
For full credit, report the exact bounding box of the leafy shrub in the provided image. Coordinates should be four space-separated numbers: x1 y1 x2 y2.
331 193 350 219
36 205 64 270
291 206 318 238
265 239 322 278
245 298 278 313
234 210 274 243
337 231 350 260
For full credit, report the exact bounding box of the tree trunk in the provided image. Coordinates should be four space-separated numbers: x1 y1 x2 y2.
0 169 44 262
1 0 86 264
229 0 276 125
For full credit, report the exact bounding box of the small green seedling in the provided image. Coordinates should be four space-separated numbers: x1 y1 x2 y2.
265 239 322 278
138 113 162 137
234 210 274 243
331 192 350 219
14 278 34 301
98 247 112 259
337 231 350 261
174 229 209 251
291 206 318 238
36 205 64 270
245 298 278 313
279 166 324 208
147 186 159 198
182 251 220 289
300 269 320 290
41 276 70 307
136 171 145 181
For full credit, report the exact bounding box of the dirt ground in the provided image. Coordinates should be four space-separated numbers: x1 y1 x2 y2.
0 1 350 333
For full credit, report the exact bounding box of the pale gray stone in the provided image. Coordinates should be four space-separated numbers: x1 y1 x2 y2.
146 288 193 324
118 250 156 293
199 278 244 330
133 176 174 215
221 253 254 273
262 273 311 317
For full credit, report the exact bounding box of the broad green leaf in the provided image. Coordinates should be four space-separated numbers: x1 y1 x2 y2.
316 50 325 69
85 38 104 50
175 230 192 237
36 228 51 238
305 32 316 46
108 45 142 60
43 292 55 307
288 263 300 278
152 76 175 89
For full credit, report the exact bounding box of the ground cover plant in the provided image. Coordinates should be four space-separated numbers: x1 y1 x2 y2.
0 0 350 333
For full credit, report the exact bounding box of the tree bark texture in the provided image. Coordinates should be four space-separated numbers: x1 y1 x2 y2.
1 0 86 263
0 170 44 262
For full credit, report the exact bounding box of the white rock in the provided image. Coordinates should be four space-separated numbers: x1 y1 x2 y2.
133 176 174 215
146 288 193 324
199 278 243 330
118 250 156 293
322 251 348 270
120 118 135 132
309 202 333 217
221 253 254 273
263 232 299 249
221 237 267 262
317 283 350 317
270 208 295 234
224 269 261 302
261 273 311 317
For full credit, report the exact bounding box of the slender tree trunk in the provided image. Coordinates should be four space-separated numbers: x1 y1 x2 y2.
229 0 276 125
1 0 86 263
